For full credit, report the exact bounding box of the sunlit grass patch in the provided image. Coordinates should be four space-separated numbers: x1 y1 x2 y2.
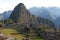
1 28 24 40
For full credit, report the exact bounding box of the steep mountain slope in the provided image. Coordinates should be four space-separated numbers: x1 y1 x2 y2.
9 3 38 25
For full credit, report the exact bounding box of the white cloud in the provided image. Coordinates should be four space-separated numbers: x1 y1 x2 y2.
0 0 60 13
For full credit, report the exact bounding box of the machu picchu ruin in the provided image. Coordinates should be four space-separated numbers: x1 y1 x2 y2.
0 3 60 40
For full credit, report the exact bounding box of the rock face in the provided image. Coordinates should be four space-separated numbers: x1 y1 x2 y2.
9 3 38 25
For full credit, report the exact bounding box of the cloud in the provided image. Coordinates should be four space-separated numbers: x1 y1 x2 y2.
0 0 19 13
0 0 60 13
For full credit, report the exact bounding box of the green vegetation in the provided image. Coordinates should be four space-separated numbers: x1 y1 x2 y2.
0 28 44 40
31 39 44 40
1 29 24 40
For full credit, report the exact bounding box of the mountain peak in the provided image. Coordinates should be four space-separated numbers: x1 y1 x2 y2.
16 3 26 9
9 3 37 25
18 3 24 6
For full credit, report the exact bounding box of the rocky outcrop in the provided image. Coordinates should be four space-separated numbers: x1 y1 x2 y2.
9 3 38 25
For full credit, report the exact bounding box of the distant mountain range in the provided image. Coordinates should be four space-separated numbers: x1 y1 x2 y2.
29 7 60 19
0 10 12 20
29 7 53 20
0 6 60 29
29 7 60 29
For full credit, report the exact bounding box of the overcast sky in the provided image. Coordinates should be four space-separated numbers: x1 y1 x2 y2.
0 0 60 13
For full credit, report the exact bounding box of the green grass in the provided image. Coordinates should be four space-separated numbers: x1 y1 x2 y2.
1 28 24 40
30 37 44 40
32 39 44 40
1 28 44 40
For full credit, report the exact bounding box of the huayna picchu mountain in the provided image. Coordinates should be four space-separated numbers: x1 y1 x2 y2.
9 3 38 25
9 3 55 28
4 3 59 40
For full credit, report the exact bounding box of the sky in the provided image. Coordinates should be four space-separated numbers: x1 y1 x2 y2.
0 0 60 13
